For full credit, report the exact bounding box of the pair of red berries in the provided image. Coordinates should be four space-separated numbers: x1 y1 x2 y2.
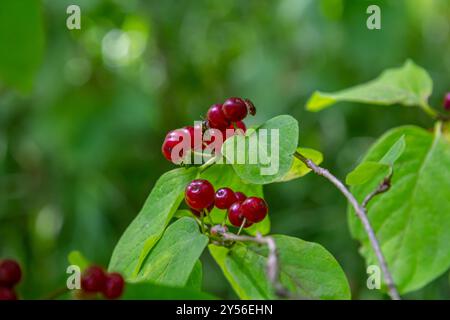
0 259 21 300
206 97 255 131
184 179 268 229
81 266 125 299
161 97 255 163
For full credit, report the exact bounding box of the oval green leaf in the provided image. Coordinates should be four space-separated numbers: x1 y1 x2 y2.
134 217 208 286
348 125 450 293
109 167 198 278
221 115 299 185
209 235 351 300
306 60 433 113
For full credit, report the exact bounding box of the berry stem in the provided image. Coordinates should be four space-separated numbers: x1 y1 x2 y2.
237 218 246 235
294 151 401 300
200 211 207 234
420 102 450 121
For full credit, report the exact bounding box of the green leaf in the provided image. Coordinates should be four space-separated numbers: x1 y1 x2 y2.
122 282 216 300
199 164 269 235
109 167 198 278
346 162 390 186
173 209 192 219
276 147 323 182
134 217 208 286
348 125 450 293
0 0 45 91
186 260 203 290
306 60 432 112
67 251 90 272
379 135 406 166
209 235 351 300
222 115 299 184
346 135 406 186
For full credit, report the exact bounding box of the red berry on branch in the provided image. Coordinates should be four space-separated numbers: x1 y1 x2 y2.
215 187 238 210
228 202 252 228
444 93 450 111
234 192 247 203
185 179 215 210
207 104 230 130
222 97 248 122
0 287 17 300
0 259 22 288
161 128 193 162
81 266 107 293
240 197 268 223
103 273 125 300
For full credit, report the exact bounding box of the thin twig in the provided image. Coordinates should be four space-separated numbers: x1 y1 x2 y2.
362 174 392 208
294 151 401 300
220 231 290 298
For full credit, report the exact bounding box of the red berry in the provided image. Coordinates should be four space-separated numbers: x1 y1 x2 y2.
234 192 247 202
0 259 22 287
81 266 107 293
215 187 237 209
207 104 230 130
161 128 194 162
203 128 224 151
444 93 450 111
0 287 17 300
228 202 253 228
229 121 246 133
185 179 215 210
240 197 268 223
190 203 214 217
103 273 125 300
183 126 196 148
222 97 248 122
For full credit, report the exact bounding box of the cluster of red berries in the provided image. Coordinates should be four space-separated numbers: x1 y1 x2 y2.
162 97 255 163
81 266 125 299
0 259 21 300
444 93 450 111
185 179 268 229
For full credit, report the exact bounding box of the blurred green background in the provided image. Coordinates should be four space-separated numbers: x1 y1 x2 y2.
1 0 449 299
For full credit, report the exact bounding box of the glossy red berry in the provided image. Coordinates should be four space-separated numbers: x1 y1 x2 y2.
240 197 268 223
444 93 450 111
185 179 215 210
190 203 214 217
81 266 107 293
0 259 22 287
0 287 17 300
207 104 230 130
215 187 238 209
228 202 253 228
161 128 193 162
234 192 247 202
222 97 248 122
103 273 125 300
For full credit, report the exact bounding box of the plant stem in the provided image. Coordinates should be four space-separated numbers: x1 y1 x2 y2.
362 174 391 208
294 151 401 300
220 231 290 298
420 102 439 120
